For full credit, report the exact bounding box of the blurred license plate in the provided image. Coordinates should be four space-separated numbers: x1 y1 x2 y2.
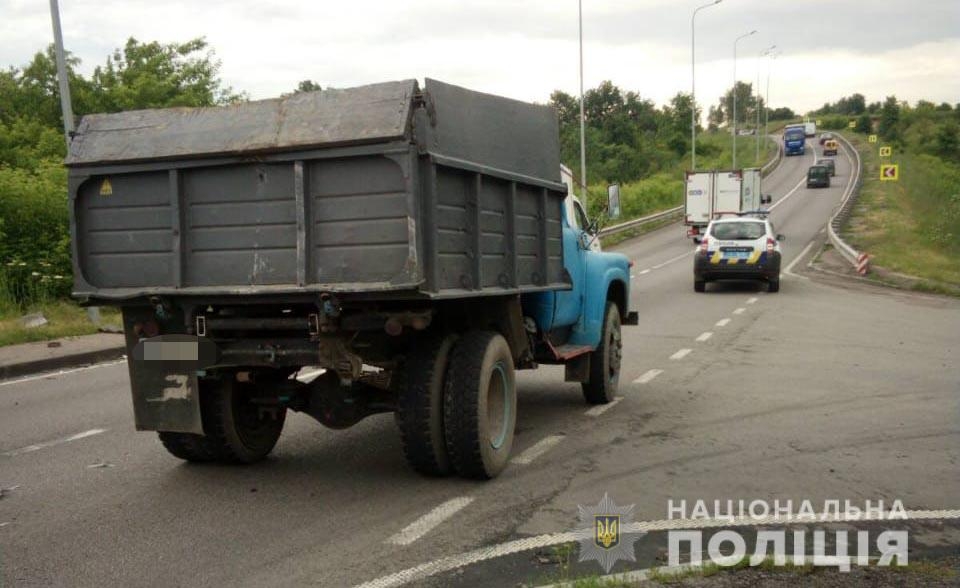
724 251 750 259
142 341 199 361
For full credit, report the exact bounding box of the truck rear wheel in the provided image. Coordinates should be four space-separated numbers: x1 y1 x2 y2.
582 302 622 405
443 331 517 479
158 375 286 464
206 375 286 464
395 335 457 476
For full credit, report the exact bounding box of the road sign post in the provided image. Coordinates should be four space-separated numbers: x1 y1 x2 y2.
879 146 892 157
868 134 878 143
880 164 899 181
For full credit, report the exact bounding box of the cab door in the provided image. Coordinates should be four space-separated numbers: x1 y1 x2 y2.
552 196 590 328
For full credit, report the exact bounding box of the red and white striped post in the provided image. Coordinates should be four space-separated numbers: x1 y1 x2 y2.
856 253 870 275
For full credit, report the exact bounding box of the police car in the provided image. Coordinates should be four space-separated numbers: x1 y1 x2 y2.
693 213 784 293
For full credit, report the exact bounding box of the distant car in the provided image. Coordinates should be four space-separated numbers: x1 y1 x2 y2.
823 139 839 156
819 132 835 145
693 215 783 293
807 165 831 188
816 158 836 176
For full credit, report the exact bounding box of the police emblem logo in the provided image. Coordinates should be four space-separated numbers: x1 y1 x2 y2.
595 514 620 549
577 493 642 572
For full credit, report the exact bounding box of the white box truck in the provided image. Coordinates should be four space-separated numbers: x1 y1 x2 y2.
804 121 816 137
741 168 763 211
685 169 769 239
684 171 714 238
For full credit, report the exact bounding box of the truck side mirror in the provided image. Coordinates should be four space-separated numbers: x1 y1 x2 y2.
607 184 621 220
692 236 702 244
777 234 785 241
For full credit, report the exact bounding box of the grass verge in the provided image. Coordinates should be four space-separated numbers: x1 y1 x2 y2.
0 301 121 347
842 132 960 288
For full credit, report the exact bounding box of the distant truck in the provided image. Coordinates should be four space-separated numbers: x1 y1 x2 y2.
684 168 769 239
783 125 806 156
804 121 816 137
65 79 638 479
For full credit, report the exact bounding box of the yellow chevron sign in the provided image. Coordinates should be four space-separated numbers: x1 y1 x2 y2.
880 164 899 181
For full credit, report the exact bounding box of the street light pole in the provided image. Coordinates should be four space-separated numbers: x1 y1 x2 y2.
764 52 778 149
732 30 756 170
755 45 776 163
691 0 722 171
578 0 587 206
48 0 74 148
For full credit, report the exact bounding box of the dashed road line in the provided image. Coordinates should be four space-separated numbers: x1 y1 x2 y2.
0 360 126 388
585 397 622 417
3 428 108 457
386 496 475 546
633 369 663 384
669 348 692 360
733 307 746 315
512 435 565 465
715 318 731 327
746 297 758 304
639 269 651 275
695 332 713 342
651 250 694 270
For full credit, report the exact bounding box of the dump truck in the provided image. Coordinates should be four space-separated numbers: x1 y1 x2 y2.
66 79 637 479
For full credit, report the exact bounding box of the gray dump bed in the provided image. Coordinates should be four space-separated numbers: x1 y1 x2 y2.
67 79 568 301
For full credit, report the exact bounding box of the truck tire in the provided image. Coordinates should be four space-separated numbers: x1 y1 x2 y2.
187 375 286 464
582 302 622 405
395 335 457 476
694 280 706 293
768 277 780 293
443 331 516 479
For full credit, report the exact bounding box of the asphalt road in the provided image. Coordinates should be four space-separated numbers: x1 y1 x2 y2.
1 140 958 587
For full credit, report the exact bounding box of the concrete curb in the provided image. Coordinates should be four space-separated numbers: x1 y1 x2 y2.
0 344 126 381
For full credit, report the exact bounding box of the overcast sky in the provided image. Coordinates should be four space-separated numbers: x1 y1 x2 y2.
2 0 958 115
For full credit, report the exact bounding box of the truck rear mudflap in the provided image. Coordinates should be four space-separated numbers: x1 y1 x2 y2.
129 335 219 434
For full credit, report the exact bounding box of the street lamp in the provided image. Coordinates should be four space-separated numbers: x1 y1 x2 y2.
764 51 780 151
732 29 756 169
578 0 587 206
691 0 722 171
755 45 776 163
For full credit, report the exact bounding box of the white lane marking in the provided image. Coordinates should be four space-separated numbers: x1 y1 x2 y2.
768 177 806 211
733 307 746 315
669 348 692 360
386 496 475 546
3 428 108 457
695 332 713 342
651 250 694 270
639 269 651 275
715 318 731 327
512 435 565 465
633 369 663 384
357 509 960 588
0 360 126 389
585 397 622 417
746 297 758 304
784 238 818 279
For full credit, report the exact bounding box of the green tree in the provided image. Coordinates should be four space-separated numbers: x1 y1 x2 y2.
878 95 900 140
90 37 244 112
854 113 872 134
294 80 321 93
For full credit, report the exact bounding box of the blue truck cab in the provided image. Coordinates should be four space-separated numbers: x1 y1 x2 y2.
783 125 806 156
523 194 637 394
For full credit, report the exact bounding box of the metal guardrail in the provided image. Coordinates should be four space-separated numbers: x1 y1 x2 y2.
598 137 783 238
826 133 866 270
